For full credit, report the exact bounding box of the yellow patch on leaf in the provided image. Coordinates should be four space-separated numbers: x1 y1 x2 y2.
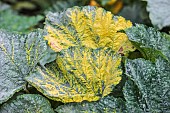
26 47 122 103
45 6 135 55
26 6 136 103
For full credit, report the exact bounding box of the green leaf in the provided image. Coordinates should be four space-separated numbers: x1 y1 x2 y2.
125 24 170 62
45 6 135 55
0 94 55 113
26 47 122 103
56 96 126 113
0 10 43 32
147 0 170 29
0 29 47 104
124 57 170 112
123 80 146 113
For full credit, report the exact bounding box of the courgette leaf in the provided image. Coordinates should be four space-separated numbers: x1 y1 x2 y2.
26 47 122 103
147 0 170 29
0 94 55 113
45 6 135 55
0 29 47 104
56 96 126 113
124 57 170 113
125 24 170 62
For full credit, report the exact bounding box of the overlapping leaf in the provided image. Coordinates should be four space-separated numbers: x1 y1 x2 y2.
125 24 170 62
26 47 122 103
45 6 135 55
0 94 55 113
124 57 170 112
56 96 126 113
0 30 47 104
147 0 170 29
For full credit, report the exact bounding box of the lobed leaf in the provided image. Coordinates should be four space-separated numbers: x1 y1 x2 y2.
125 24 170 62
0 94 55 113
124 57 170 112
45 6 135 55
26 47 122 103
0 29 47 104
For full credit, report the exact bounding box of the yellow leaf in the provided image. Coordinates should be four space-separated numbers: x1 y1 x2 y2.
26 47 122 103
26 6 136 103
45 6 135 55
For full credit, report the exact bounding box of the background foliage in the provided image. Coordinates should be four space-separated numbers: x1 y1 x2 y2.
0 0 170 113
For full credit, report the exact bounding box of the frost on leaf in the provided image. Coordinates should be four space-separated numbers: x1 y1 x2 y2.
26 47 122 103
45 6 135 55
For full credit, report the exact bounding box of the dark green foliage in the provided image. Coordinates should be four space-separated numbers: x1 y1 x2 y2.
125 24 170 62
0 94 55 113
0 10 43 32
0 29 47 104
56 96 126 113
125 57 170 113
0 1 170 113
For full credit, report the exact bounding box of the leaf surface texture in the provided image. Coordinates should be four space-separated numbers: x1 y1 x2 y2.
26 47 122 103
125 24 170 62
0 94 55 113
124 57 170 112
56 96 126 113
0 30 47 104
45 6 134 55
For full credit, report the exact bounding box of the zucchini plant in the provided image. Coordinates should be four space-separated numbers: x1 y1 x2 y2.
0 4 169 113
